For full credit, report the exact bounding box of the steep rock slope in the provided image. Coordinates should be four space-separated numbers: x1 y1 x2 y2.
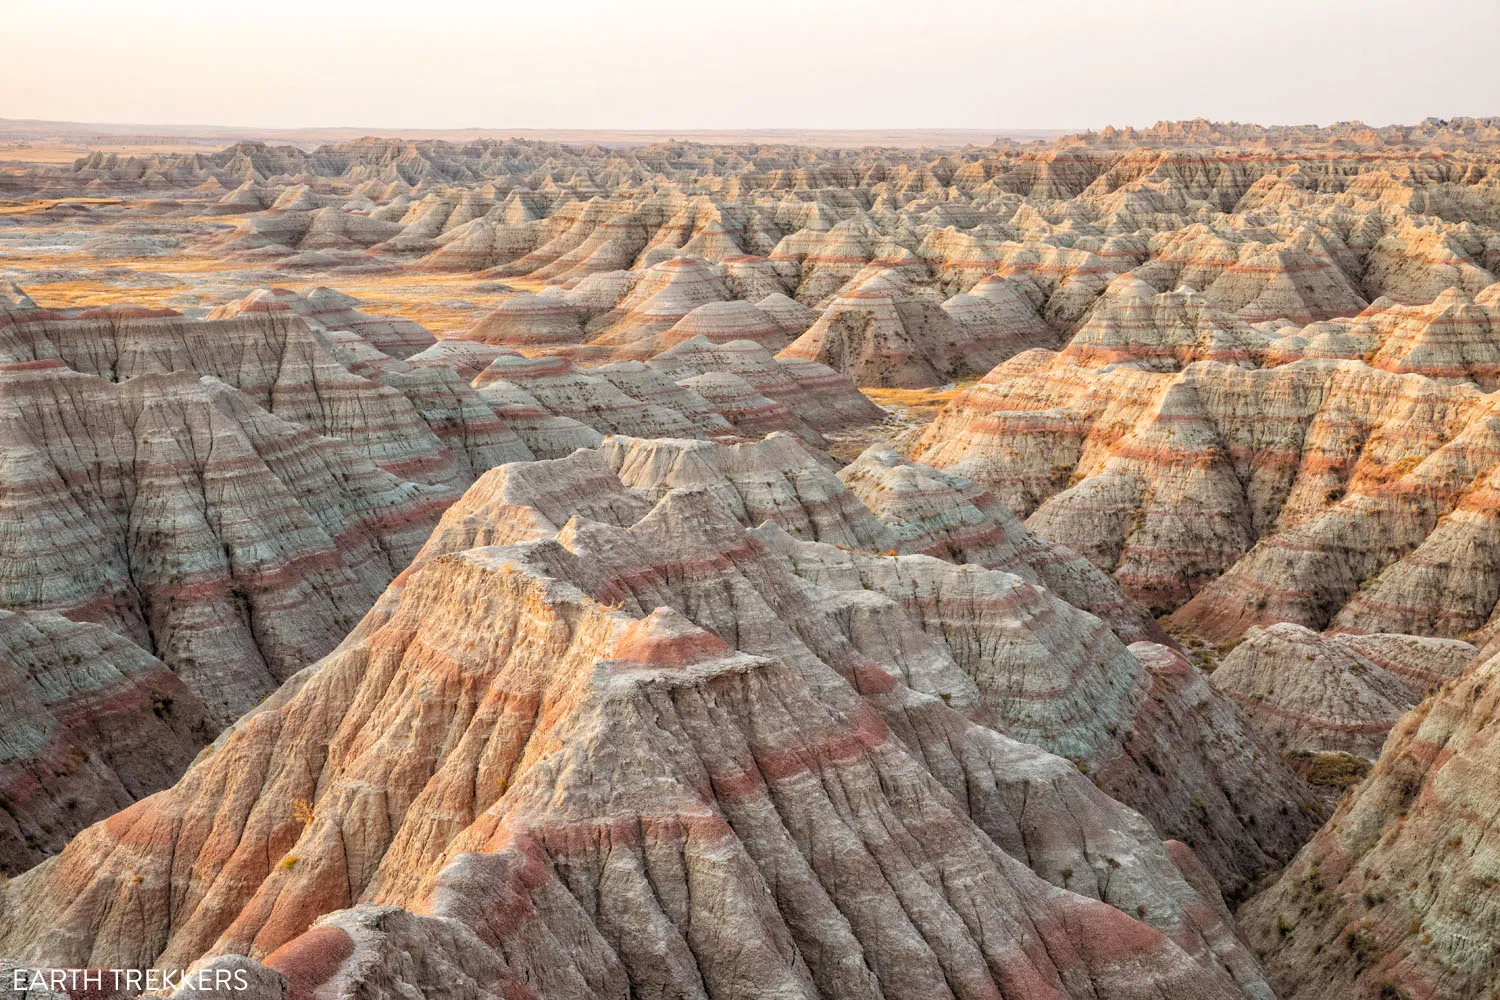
0 609 210 874
645 336 885 433
205 286 436 359
0 442 1299 999
1264 285 1500 389
0 363 450 724
1062 274 1271 370
0 293 527 488
593 436 1317 890
1242 643 1500 1000
16 121 1500 1000
908 350 1500 639
463 345 882 457
836 446 1165 644
1210 624 1418 759
777 269 1041 387
759 527 1319 892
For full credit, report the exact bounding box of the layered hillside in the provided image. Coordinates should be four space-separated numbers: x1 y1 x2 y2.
1210 624 1427 760
0 291 526 489
11 119 1500 396
0 277 886 892
7 118 1500 1000
0 438 1306 999
0 609 210 874
205 285 437 358
908 350 1500 644
835 446 1165 644
0 362 450 724
1241 642 1500 999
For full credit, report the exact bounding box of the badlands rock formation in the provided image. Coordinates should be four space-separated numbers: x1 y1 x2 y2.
0 439 1299 999
0 289 526 489
205 284 437 358
465 339 879 455
1241 642 1500 999
836 446 1164 644
0 282 883 910
778 269 1054 387
6 118 1500 1000
17 118 1499 394
0 609 209 874
910 348 1500 643
0 362 449 724
1210 624 1427 759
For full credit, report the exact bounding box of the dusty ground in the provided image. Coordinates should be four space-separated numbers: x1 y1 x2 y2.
822 382 976 462
0 199 516 333
0 143 216 164
862 382 975 423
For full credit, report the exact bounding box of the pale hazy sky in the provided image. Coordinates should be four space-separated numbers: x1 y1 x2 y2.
6 0 1498 130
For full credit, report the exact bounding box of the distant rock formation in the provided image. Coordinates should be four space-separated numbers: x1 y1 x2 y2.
909 348 1500 642
1 290 524 489
10 117 1500 1000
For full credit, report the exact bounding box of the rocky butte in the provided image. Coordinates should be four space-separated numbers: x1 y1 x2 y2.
0 116 1498 999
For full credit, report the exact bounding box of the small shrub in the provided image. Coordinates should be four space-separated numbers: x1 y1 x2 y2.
1345 924 1379 972
292 798 316 826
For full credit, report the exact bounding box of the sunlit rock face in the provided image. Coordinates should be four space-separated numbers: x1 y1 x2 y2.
0 438 1299 1000
6 117 1500 1000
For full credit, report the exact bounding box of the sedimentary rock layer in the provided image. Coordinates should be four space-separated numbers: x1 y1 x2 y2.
909 350 1500 643
1210 624 1417 759
1242 642 1500 1000
0 439 1302 999
11 117 1500 1000
1 292 525 488
0 362 449 724
0 609 210 874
